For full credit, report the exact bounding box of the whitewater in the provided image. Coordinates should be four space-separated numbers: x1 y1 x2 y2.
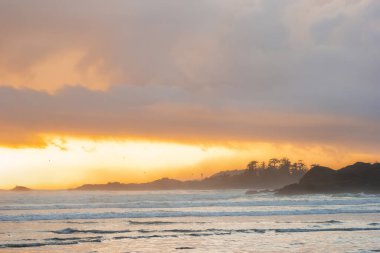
0 190 379 252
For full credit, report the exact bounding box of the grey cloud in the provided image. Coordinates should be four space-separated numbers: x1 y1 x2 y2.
0 0 379 150
0 85 379 153
311 14 344 43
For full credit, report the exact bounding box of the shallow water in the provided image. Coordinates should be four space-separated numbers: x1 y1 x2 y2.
0 190 379 252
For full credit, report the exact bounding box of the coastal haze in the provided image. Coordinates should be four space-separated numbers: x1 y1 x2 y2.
1 0 380 252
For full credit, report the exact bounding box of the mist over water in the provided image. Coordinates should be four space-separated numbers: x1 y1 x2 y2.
0 190 380 252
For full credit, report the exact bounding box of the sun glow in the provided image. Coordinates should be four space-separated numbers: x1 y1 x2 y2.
0 135 378 190
0 137 235 189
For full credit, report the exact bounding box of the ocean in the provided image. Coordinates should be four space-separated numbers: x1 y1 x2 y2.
0 190 379 252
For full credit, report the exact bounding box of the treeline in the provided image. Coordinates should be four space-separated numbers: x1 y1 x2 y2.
201 157 312 189
245 157 312 178
76 157 313 190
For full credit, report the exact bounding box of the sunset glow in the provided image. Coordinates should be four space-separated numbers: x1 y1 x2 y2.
0 0 379 189
0 135 377 189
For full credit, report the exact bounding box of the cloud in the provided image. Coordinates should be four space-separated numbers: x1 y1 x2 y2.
0 0 379 153
0 0 378 90
0 85 379 153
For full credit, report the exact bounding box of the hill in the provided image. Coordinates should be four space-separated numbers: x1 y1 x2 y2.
277 162 380 194
11 186 32 191
74 158 308 191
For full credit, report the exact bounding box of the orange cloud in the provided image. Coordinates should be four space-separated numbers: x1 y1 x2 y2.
0 50 115 92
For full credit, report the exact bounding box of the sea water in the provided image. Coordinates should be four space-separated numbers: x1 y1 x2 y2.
0 190 379 252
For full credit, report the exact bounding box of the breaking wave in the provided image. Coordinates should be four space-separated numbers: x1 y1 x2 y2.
1 208 380 221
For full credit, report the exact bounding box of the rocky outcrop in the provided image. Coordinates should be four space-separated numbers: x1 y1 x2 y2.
277 162 380 194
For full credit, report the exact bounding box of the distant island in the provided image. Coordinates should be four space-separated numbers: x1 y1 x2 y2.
11 186 32 191
74 158 308 191
277 162 380 194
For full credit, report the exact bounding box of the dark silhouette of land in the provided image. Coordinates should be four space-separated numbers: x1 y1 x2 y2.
4 161 379 193
277 162 380 194
11 186 32 191
74 158 308 190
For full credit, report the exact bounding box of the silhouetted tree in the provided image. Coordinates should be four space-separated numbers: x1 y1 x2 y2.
258 161 266 176
290 162 299 175
290 160 307 177
247 160 258 171
268 158 280 172
239 157 309 187
279 157 291 175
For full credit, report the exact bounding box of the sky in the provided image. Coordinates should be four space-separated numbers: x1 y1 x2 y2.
0 0 379 189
